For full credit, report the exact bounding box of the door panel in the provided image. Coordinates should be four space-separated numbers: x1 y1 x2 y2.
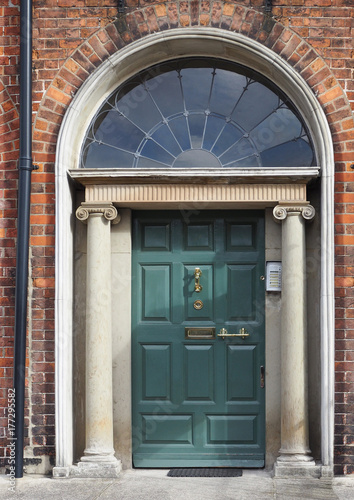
227 345 256 400
207 415 257 444
142 415 193 444
185 222 214 250
142 344 171 400
132 211 265 467
227 222 256 249
141 222 171 251
227 264 256 320
184 345 214 402
141 265 171 321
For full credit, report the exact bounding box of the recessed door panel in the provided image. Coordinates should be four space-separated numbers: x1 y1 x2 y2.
132 211 265 467
185 223 214 250
184 345 214 402
141 265 171 322
227 345 256 401
207 415 257 444
227 264 256 321
142 415 193 444
142 344 171 400
142 223 171 251
226 222 256 250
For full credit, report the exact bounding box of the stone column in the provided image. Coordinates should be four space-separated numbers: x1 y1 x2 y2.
75 202 121 477
273 202 320 478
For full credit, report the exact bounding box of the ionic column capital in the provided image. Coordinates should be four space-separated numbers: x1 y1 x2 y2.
273 203 315 222
76 202 121 224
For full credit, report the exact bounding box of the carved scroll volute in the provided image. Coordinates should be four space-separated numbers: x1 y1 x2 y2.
76 203 121 225
273 203 315 222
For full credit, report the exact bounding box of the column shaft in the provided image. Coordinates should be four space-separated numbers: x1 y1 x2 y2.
280 212 310 456
273 203 319 477
83 213 115 459
75 202 121 477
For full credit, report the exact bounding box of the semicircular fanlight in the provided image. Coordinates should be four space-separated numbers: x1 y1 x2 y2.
81 58 316 169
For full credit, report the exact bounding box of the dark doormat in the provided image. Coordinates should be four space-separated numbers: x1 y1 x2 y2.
167 468 242 477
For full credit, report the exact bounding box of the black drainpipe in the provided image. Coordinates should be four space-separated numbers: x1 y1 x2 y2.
14 0 36 478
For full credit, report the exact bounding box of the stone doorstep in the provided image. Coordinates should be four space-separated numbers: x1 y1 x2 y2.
51 462 331 480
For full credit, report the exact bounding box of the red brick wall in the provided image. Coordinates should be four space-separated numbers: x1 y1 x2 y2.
1 0 354 474
0 79 21 468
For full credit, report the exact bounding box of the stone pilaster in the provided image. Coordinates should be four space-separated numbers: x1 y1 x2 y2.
273 203 320 478
74 202 121 477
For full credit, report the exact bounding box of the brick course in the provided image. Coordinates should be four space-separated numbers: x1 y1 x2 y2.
1 0 354 474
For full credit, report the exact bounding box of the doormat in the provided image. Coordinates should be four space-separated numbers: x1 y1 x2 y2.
167 468 242 477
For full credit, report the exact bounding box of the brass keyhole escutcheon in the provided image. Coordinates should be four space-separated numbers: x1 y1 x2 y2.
193 299 204 310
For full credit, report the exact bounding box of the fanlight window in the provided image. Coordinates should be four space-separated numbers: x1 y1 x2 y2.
81 58 315 169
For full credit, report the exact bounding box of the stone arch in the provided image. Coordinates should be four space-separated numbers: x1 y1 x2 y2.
44 6 351 473
33 3 354 161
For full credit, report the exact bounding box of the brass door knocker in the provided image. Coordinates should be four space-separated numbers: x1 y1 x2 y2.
194 268 202 292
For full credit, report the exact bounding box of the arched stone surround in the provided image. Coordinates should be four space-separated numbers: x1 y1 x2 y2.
35 3 354 156
38 4 354 476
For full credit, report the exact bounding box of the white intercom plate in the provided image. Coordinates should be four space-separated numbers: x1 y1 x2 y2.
266 261 282 292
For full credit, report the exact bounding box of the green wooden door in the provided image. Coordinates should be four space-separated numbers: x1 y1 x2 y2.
132 211 265 467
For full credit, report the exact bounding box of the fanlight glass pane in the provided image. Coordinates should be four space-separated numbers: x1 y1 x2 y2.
81 58 316 169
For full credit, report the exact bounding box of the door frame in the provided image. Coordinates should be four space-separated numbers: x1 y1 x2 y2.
69 196 318 471
58 189 326 474
53 28 334 476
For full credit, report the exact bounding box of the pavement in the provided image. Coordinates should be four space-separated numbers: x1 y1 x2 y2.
1 469 354 500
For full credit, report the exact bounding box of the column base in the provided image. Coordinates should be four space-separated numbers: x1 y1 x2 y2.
80 451 118 463
69 458 122 478
53 458 122 479
274 455 321 478
53 466 71 478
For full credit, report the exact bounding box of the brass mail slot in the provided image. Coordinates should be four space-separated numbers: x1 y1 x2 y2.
185 327 215 339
